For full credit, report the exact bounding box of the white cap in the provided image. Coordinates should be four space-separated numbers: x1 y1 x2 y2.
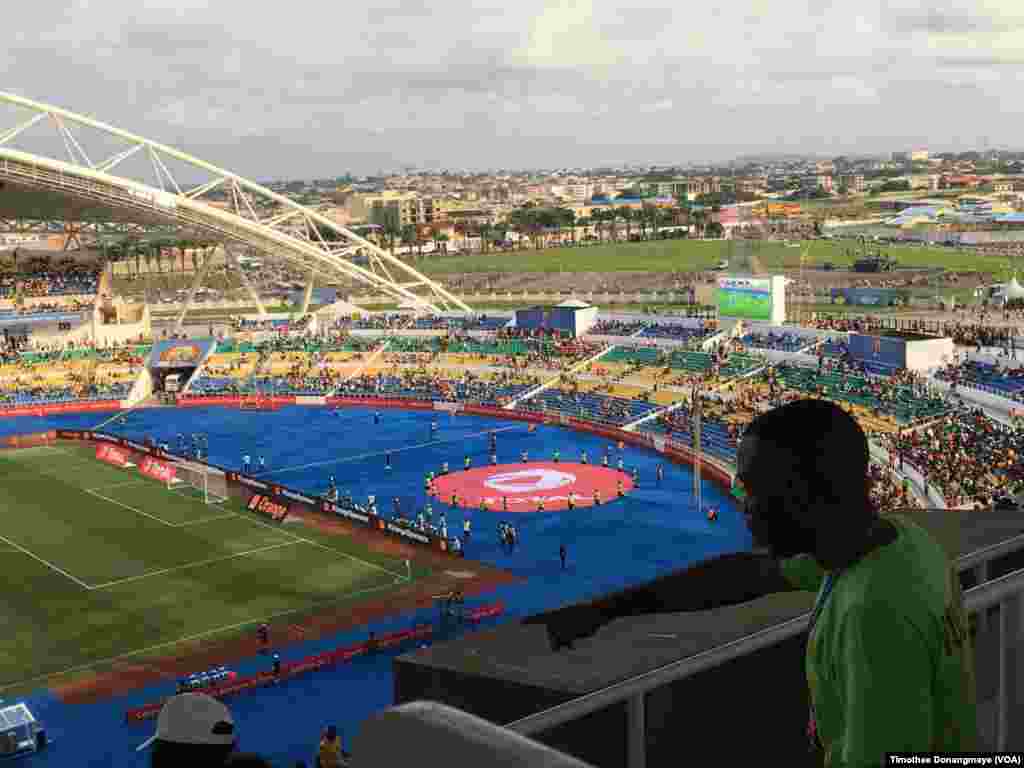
136 693 235 751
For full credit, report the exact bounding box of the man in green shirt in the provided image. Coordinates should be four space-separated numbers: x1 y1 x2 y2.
525 399 976 766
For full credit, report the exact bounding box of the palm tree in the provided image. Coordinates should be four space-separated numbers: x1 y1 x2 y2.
592 209 606 242
491 223 508 250
577 215 593 241
621 207 635 241
652 206 664 240
691 209 707 239
400 224 417 259
479 222 493 254
383 219 401 256
562 209 577 244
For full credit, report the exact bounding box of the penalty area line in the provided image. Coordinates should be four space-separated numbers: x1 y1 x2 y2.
0 532 92 590
239 512 410 582
89 540 303 590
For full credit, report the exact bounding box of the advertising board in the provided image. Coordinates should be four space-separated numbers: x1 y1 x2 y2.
830 288 911 307
247 494 289 521
96 443 131 468
322 500 370 524
139 456 176 485
717 277 773 321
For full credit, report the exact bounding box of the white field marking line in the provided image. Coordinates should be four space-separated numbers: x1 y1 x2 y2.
83 488 177 527
172 512 239 528
87 479 149 492
262 424 524 477
0 578 400 694
240 511 408 582
167 485 227 505
0 532 91 590
89 540 303 590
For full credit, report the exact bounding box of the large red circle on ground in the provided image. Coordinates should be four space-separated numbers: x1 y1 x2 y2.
430 462 634 511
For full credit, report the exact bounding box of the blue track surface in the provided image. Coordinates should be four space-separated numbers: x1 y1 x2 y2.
1 405 747 767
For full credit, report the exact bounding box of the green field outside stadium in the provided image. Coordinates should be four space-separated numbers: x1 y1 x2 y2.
0 443 423 696
417 239 1018 277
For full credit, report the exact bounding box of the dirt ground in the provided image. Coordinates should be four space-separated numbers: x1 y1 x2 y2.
440 268 994 296
52 508 520 705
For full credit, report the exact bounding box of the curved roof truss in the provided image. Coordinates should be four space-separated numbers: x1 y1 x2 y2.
0 91 471 314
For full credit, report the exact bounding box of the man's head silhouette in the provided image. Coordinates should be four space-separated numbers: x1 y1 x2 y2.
737 399 873 563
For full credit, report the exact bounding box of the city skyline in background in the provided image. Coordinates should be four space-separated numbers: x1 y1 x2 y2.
4 1 1024 178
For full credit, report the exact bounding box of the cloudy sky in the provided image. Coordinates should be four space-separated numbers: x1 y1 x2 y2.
3 0 1023 179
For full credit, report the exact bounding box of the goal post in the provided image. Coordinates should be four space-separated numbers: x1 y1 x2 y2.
171 460 230 505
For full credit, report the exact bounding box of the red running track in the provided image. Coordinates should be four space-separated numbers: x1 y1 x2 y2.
430 462 634 512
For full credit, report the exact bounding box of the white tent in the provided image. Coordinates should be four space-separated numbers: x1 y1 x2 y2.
1005 277 1024 300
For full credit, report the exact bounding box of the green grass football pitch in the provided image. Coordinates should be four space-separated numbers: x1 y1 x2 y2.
0 443 420 694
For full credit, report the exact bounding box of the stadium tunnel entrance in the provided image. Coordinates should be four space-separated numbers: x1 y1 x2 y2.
147 338 219 397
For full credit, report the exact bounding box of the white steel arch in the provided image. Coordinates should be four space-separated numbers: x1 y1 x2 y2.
0 91 471 314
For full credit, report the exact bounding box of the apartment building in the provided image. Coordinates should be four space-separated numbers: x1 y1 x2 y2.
549 182 596 200
346 191 437 227
799 174 833 192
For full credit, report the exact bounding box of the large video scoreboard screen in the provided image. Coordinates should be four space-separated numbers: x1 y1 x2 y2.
716 277 772 321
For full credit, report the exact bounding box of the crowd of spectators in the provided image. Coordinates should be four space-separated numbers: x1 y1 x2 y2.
0 299 92 314
639 322 715 343
344 313 509 331
877 408 1023 509
935 358 1024 403
0 264 100 298
804 313 1021 351
737 330 816 352
589 319 649 336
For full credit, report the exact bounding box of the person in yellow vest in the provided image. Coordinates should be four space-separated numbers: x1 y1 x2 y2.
319 725 344 768
617 479 625 498
593 488 601 505
480 498 489 514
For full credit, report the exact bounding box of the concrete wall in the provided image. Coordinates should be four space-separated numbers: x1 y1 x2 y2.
905 337 956 372
575 306 599 335
92 303 152 346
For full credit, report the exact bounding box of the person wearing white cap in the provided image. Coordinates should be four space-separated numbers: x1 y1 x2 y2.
136 693 236 767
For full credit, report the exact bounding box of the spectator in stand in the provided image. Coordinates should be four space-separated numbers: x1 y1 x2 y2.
526 398 976 763
136 693 236 767
318 725 345 768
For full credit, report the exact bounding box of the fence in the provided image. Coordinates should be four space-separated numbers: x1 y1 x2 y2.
504 564 1024 765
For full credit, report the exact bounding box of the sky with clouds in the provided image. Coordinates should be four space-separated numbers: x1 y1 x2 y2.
2 0 1023 179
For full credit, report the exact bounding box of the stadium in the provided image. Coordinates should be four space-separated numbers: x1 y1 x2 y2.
0 92 1022 767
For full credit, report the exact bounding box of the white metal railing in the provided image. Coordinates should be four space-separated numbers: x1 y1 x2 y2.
506 565 1024 765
